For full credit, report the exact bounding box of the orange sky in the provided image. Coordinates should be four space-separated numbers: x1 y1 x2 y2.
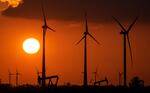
0 15 150 86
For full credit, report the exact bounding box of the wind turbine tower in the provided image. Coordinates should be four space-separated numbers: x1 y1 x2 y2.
8 70 14 85
112 16 138 87
41 0 55 87
76 12 99 87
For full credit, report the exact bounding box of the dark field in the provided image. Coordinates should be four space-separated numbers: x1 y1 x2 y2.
0 84 149 93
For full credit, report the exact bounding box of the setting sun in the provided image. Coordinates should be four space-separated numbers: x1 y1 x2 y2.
23 38 40 54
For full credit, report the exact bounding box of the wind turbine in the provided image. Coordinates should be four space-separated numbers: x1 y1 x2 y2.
36 68 42 85
119 72 123 86
93 66 99 83
16 69 21 86
76 12 99 87
41 0 55 87
8 70 14 85
112 16 138 87
36 68 42 77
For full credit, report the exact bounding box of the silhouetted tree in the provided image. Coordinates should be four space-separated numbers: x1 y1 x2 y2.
129 76 144 88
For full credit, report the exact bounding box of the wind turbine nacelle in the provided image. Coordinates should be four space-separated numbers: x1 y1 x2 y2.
42 25 47 29
84 32 88 35
120 31 128 35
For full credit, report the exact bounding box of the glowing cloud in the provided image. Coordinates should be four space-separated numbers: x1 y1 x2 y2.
0 0 23 12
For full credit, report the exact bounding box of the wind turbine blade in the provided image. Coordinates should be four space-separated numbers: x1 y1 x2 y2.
41 0 47 26
95 64 99 74
8 70 10 74
47 26 56 32
84 12 88 33
119 72 121 76
87 33 100 44
112 16 126 32
75 36 85 45
16 69 18 73
127 16 138 33
127 34 133 67
95 66 99 78
35 67 38 73
96 67 98 74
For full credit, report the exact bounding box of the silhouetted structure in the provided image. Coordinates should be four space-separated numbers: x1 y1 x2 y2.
41 0 55 87
76 12 99 87
38 75 59 86
112 16 138 87
94 77 108 86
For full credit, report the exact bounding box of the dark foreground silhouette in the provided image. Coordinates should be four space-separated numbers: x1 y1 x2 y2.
0 84 149 93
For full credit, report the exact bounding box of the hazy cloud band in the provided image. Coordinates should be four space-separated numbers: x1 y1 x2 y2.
2 0 150 23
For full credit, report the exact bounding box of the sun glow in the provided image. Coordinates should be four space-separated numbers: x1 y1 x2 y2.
23 38 40 54
0 0 23 7
0 0 23 12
